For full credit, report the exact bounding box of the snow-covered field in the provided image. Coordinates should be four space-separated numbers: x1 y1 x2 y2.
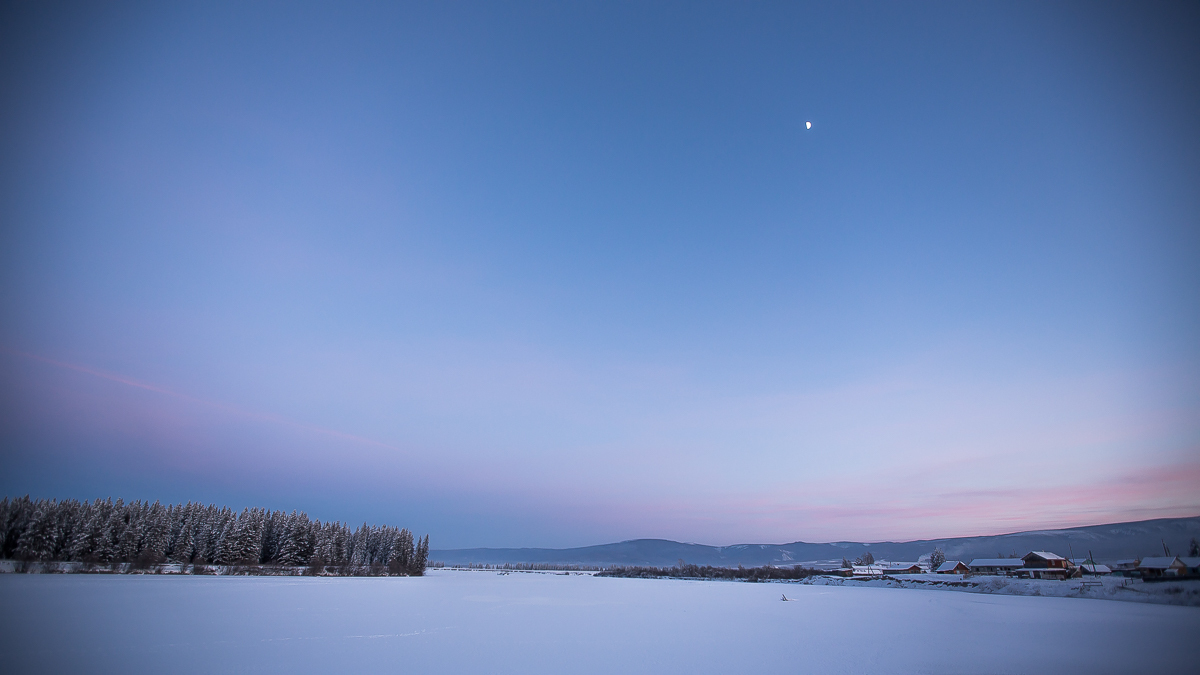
1 569 1196 674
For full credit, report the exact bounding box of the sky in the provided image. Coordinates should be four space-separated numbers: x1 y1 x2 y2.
1 1 1197 549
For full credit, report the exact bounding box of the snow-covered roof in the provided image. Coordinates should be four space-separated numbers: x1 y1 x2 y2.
1079 563 1111 574
883 563 922 571
968 559 1024 568
1180 557 1200 567
1023 551 1065 561
936 561 967 572
1137 556 1183 569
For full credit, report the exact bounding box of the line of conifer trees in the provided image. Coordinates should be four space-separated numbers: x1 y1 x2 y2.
0 496 429 575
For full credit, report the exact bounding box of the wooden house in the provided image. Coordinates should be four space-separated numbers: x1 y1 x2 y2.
1180 557 1200 577
936 561 970 574
1077 563 1111 575
1015 551 1071 579
1137 556 1187 579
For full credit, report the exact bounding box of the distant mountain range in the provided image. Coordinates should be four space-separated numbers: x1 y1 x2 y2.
431 516 1200 568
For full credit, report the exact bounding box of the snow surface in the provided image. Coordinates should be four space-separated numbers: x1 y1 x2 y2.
1 569 1196 674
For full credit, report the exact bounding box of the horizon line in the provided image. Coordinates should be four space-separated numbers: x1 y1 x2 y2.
430 513 1200 551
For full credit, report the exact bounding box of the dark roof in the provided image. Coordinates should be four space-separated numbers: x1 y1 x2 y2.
1022 551 1065 561
968 559 1024 568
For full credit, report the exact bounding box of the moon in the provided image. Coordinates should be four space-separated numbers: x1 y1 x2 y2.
805 121 812 130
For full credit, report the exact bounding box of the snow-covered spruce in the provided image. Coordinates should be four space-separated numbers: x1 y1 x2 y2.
0 496 429 575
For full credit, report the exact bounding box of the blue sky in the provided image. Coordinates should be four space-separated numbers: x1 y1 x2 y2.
1 1 1197 547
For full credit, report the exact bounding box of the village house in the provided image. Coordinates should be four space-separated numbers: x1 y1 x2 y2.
967 558 1024 575
1137 556 1187 579
935 561 970 574
1018 551 1072 579
1180 557 1200 577
1111 559 1139 575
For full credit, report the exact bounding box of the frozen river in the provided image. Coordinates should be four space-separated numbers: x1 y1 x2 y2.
1 569 1196 674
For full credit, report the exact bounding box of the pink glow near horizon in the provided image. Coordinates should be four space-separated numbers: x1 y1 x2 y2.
4 344 1198 547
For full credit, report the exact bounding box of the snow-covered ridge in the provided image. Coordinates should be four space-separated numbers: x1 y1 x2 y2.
432 516 1200 567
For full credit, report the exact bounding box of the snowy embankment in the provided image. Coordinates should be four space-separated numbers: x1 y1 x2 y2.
0 560 309 575
2 569 1197 674
796 573 1200 607
0 560 419 577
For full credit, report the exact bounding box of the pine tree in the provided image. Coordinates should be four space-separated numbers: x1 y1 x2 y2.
69 499 110 561
116 502 144 562
94 507 123 563
52 500 81 560
214 510 240 564
260 510 286 563
67 503 95 561
171 519 195 563
137 502 170 566
0 498 9 554
2 495 34 559
413 534 429 576
236 508 265 564
333 525 349 566
217 510 257 564
277 511 314 566
14 501 58 561
388 529 413 575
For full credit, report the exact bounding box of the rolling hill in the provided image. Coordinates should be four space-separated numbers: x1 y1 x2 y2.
431 516 1200 568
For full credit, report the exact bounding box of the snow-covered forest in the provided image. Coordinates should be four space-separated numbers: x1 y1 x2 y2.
0 496 429 575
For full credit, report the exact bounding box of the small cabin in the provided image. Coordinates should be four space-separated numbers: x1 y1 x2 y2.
1077 563 1111 575
936 561 970 574
1138 556 1187 579
883 563 923 575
